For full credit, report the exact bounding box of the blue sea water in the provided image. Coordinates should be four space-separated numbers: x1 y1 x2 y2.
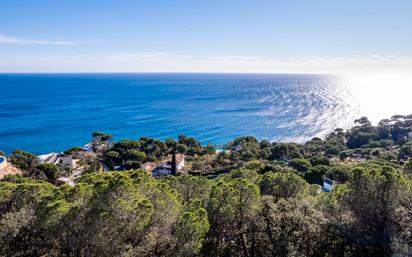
0 73 365 154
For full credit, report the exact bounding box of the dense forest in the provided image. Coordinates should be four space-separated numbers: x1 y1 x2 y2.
1 114 412 257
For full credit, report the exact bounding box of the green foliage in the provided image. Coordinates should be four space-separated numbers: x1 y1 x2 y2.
174 202 209 256
80 155 101 174
2 114 412 256
304 165 329 185
309 156 330 166
33 163 61 183
92 131 113 141
399 141 412 160
260 171 308 201
404 158 412 173
227 167 260 184
343 164 412 256
9 150 38 173
288 158 312 174
63 146 84 155
166 175 211 204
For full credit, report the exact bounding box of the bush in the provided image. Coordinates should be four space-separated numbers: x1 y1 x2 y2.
288 158 312 174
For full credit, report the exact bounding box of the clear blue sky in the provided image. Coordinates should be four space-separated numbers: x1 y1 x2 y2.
1 0 411 73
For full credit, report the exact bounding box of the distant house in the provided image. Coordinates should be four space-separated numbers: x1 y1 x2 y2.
152 154 185 177
408 132 412 141
82 143 94 153
323 177 336 192
38 152 78 171
82 141 110 153
142 162 157 172
216 148 230 154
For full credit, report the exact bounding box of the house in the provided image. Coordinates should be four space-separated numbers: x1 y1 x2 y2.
176 154 185 171
408 132 412 141
38 152 78 171
82 141 110 153
142 162 157 172
82 143 94 153
152 154 185 177
323 177 336 192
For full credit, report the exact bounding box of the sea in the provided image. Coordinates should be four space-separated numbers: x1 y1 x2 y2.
0 73 410 154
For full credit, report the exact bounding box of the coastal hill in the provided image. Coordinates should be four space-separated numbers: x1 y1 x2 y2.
1 114 412 256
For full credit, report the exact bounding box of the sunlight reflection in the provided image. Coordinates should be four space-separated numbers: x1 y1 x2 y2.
340 74 412 124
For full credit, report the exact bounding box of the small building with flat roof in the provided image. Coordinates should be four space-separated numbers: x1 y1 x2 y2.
323 178 336 192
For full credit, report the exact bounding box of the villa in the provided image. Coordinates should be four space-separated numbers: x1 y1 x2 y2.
152 154 185 177
38 152 79 171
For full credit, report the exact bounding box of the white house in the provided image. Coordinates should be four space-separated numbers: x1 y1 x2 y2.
323 178 336 192
152 154 185 177
38 152 78 171
82 143 94 153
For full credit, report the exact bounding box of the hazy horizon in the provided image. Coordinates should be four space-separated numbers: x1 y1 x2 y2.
1 0 412 74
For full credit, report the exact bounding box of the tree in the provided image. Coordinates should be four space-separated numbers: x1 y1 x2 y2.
63 146 84 156
404 158 412 173
9 150 38 174
304 165 330 185
309 156 330 166
33 163 61 183
92 131 113 142
345 164 412 256
178 135 202 150
260 171 308 201
176 143 188 154
80 155 102 173
173 200 210 256
288 158 312 174
399 141 412 160
205 179 260 256
258 197 326 257
271 144 289 160
0 178 54 256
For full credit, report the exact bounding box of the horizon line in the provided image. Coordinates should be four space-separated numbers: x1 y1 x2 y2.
0 71 338 76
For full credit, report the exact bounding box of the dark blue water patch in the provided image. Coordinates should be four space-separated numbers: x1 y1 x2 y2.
0 73 360 154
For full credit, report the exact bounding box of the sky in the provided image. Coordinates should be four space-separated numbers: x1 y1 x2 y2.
0 0 411 74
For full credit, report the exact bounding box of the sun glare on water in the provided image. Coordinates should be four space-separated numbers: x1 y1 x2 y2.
340 74 412 124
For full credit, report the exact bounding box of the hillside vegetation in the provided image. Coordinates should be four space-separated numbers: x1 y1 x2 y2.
1 114 412 257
